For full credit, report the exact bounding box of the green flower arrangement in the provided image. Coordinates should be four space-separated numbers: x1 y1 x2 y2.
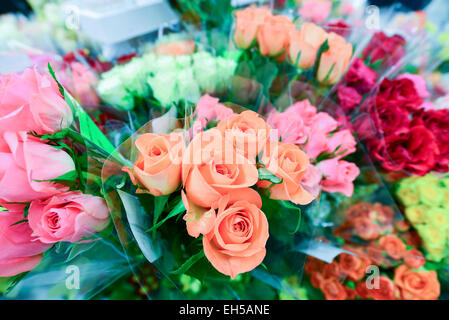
97 50 238 111
396 174 449 262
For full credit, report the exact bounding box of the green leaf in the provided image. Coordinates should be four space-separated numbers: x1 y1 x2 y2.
280 201 302 234
258 167 282 184
10 219 28 226
48 63 126 166
170 250 205 276
147 199 185 233
34 170 78 184
152 195 170 240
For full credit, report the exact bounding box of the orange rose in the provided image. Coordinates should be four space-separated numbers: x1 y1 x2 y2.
234 7 272 49
216 110 272 161
404 249 425 269
322 261 344 280
154 40 195 56
352 217 381 240
320 278 348 300
124 132 184 196
338 252 371 281
182 129 258 208
288 22 328 69
394 265 440 300
317 32 353 84
202 189 269 278
182 191 216 238
258 141 315 205
370 275 399 300
379 235 406 260
310 271 325 288
257 15 295 57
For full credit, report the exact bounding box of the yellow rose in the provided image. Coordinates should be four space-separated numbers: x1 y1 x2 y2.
425 208 449 229
397 184 420 207
405 205 428 226
417 225 446 249
417 183 443 207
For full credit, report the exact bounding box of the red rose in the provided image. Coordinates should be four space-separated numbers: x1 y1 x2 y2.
369 101 411 136
376 78 423 112
370 125 438 175
420 109 449 172
370 275 399 300
326 20 351 37
363 32 406 67
337 86 362 113
345 58 377 94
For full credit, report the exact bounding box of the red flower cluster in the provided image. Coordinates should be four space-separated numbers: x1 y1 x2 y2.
304 202 440 300
365 77 446 175
337 58 377 113
362 31 406 67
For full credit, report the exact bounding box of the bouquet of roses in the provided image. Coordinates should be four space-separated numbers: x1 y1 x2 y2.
303 201 441 300
396 174 449 263
0 66 136 298
97 92 330 298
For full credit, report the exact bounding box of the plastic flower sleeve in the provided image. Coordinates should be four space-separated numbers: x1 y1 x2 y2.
99 94 326 299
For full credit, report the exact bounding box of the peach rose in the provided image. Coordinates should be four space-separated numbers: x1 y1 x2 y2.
202 189 269 278
379 235 406 260
154 40 195 56
257 15 295 57
28 191 110 243
394 265 440 300
234 7 272 49
125 132 184 196
320 278 348 300
182 191 216 238
352 217 381 240
217 110 272 161
0 131 75 202
0 68 73 135
338 252 371 281
258 141 315 205
0 210 50 277
182 129 259 208
288 23 328 69
317 32 353 84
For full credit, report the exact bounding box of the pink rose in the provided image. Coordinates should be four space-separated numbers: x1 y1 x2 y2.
0 210 49 277
304 131 329 159
267 109 309 145
311 112 338 134
299 0 332 23
288 99 317 127
317 159 360 196
0 68 73 135
28 191 110 244
301 164 322 197
0 132 75 202
337 86 362 113
62 62 100 107
327 129 357 158
195 94 234 122
397 73 430 99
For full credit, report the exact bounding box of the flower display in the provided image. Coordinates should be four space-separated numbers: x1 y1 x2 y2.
1 0 449 302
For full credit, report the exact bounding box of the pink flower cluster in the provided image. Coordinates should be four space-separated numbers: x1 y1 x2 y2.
267 100 360 197
0 68 109 278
